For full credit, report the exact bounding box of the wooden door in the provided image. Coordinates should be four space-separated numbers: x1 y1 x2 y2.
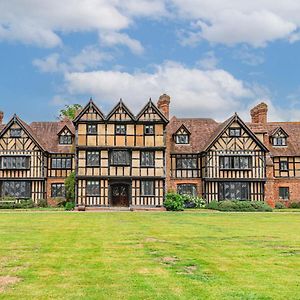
111 184 129 207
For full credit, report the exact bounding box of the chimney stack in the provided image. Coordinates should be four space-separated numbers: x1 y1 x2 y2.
157 94 170 120
250 102 268 124
0 111 3 125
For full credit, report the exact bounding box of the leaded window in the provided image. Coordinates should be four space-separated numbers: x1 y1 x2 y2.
273 137 286 146
177 184 197 196
51 157 72 169
219 156 251 170
110 150 130 166
0 156 30 169
141 151 154 167
59 135 72 145
144 125 154 135
279 187 289 200
219 182 250 200
229 128 241 137
87 151 100 167
51 183 65 198
115 124 126 135
280 161 288 171
86 181 100 196
10 128 22 137
141 180 155 196
176 158 197 169
175 134 189 144
87 124 97 135
1 181 31 198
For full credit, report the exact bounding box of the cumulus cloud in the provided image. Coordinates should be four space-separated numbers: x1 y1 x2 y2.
61 61 255 119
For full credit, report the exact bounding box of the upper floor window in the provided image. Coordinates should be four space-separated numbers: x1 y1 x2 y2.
51 183 65 198
51 157 72 169
110 150 130 166
10 128 21 138
141 180 155 196
0 156 30 170
1 181 31 198
141 151 154 167
86 151 100 167
144 125 154 135
273 137 286 146
115 124 126 135
229 128 241 137
177 184 197 197
279 187 289 200
86 181 100 196
59 135 72 145
176 158 197 169
279 161 288 171
87 124 97 135
175 134 189 144
219 156 251 170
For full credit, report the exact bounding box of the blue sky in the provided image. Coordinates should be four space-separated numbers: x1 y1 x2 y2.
1 1 300 123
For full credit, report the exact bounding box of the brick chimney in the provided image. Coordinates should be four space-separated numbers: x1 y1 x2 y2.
250 102 268 124
0 111 3 125
157 94 170 119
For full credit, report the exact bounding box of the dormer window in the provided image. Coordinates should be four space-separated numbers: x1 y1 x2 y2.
229 128 241 137
271 127 288 147
10 128 21 137
59 135 72 145
174 125 190 144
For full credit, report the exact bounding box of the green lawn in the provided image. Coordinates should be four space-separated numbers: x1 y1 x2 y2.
0 211 300 299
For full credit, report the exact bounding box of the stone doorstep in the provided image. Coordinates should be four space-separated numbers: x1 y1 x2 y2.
74 206 166 212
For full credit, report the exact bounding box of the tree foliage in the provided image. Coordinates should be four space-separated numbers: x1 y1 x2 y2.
65 171 76 202
59 104 82 120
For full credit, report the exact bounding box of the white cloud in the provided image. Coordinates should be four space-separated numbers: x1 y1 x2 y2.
62 61 254 119
173 0 300 47
99 32 144 54
196 51 219 70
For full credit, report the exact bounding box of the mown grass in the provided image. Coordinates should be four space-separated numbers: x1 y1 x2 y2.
0 211 300 299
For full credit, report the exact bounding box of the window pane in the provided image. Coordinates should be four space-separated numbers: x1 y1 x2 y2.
144 125 154 135
116 125 126 135
175 134 189 144
279 187 289 200
87 124 97 134
141 151 154 167
1 181 31 198
86 181 100 196
141 181 154 196
177 184 197 196
87 151 100 166
10 129 22 137
0 156 30 170
110 151 130 165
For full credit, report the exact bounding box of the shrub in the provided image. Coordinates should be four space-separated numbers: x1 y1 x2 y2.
36 199 48 208
275 202 286 209
183 195 206 208
65 201 75 211
65 171 76 202
205 200 272 212
164 193 185 211
0 197 35 209
14 199 35 209
289 202 300 208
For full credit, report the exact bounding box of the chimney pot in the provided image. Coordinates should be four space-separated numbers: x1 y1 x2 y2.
250 102 268 124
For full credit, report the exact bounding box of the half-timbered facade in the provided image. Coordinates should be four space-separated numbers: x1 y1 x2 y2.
73 96 168 208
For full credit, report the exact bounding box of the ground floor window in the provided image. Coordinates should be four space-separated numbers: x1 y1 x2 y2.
141 180 155 196
86 181 100 196
279 187 289 200
51 183 65 198
177 184 197 196
219 182 250 200
1 181 31 198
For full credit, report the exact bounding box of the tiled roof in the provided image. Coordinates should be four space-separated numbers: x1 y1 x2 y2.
167 116 219 153
29 119 75 153
250 122 300 156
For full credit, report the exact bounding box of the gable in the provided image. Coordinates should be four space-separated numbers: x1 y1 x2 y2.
106 100 135 122
0 117 42 151
205 114 268 152
137 100 168 123
174 124 190 136
271 127 288 138
58 125 74 137
73 100 105 123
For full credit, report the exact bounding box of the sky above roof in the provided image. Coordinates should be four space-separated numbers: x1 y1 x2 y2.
1 0 300 123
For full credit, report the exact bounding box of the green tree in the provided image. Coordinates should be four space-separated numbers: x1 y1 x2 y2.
65 171 76 202
59 104 82 120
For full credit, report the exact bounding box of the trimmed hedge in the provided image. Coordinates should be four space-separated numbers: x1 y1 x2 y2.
206 200 272 212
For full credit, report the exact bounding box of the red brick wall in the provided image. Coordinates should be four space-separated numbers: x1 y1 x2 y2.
46 178 66 206
168 178 203 196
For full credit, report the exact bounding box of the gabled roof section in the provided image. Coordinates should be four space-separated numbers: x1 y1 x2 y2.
203 113 268 152
57 124 75 136
136 99 168 123
174 124 191 136
0 114 46 151
73 99 105 124
270 126 289 137
106 99 135 121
